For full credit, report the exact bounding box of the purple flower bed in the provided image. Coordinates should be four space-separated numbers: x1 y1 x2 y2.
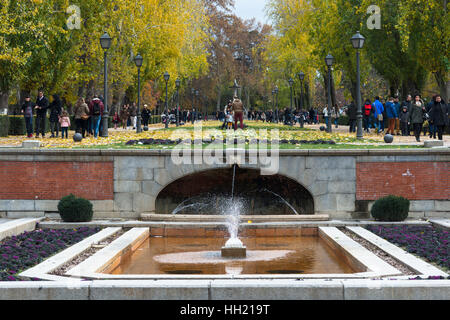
0 227 100 281
367 225 449 270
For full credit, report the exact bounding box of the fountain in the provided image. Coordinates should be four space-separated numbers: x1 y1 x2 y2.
221 164 247 258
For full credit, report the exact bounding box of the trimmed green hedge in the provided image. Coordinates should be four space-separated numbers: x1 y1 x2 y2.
58 194 93 222
371 195 410 222
0 116 10 137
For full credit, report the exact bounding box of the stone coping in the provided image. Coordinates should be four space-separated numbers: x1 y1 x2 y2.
0 148 449 157
64 226 402 280
0 279 449 300
346 226 448 277
19 227 122 281
0 218 43 241
37 219 431 230
141 214 330 222
66 228 149 278
318 227 401 276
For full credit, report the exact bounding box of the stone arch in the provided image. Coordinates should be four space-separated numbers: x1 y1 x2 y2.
154 166 315 215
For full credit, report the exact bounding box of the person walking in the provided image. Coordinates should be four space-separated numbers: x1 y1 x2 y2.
73 97 90 138
49 94 62 138
21 94 35 138
34 90 49 138
120 104 129 130
385 97 398 135
399 105 409 136
347 102 357 133
393 96 401 135
323 106 329 128
89 96 104 138
426 96 436 139
232 96 244 130
372 97 384 134
130 102 137 129
428 95 448 141
401 95 412 135
142 104 151 127
409 94 426 142
362 99 372 133
59 110 71 139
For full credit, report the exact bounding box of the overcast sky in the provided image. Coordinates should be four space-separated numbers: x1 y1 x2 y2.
233 0 270 24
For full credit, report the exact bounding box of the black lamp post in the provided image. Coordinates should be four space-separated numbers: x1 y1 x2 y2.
351 31 365 139
297 71 305 128
134 54 143 133
325 54 334 133
163 72 170 129
100 32 112 137
175 79 181 127
274 86 279 123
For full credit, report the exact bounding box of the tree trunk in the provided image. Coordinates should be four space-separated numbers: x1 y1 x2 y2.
0 91 9 113
434 71 449 103
216 85 222 111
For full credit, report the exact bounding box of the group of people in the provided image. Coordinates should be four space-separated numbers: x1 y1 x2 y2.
219 96 245 130
115 103 152 130
343 94 449 141
20 90 449 142
21 90 71 138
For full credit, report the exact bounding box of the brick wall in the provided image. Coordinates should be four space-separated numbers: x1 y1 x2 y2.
0 161 114 200
356 162 450 201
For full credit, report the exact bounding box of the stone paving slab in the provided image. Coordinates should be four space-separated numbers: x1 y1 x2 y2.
346 226 448 277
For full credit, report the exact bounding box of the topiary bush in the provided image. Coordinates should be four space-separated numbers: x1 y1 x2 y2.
57 194 94 222
371 195 410 222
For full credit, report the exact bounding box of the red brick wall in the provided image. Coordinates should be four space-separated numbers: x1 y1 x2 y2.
356 162 450 200
0 161 114 200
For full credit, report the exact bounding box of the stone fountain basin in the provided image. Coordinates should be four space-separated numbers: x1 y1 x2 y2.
33 225 410 280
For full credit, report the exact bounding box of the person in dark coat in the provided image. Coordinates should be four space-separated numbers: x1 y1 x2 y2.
34 90 49 138
429 95 449 141
48 94 62 138
21 94 35 137
141 104 151 127
408 94 426 142
346 102 357 133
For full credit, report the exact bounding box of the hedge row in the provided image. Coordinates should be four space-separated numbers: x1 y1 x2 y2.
0 115 162 137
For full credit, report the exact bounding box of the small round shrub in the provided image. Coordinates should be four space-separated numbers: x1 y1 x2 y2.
58 194 94 222
371 195 410 222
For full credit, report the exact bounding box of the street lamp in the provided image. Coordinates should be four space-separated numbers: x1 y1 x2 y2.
163 71 170 129
134 54 143 133
325 54 334 133
351 31 365 139
100 32 112 137
175 78 181 127
297 72 305 128
274 86 279 123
